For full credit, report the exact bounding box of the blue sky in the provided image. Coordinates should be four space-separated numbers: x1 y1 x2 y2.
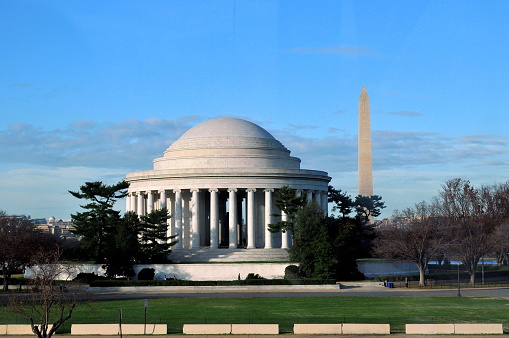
1 0 508 219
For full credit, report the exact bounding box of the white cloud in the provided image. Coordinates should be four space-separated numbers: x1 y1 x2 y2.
0 117 506 220
0 166 128 218
0 116 202 169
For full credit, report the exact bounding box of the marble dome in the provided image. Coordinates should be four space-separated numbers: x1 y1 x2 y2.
125 117 330 252
154 118 300 170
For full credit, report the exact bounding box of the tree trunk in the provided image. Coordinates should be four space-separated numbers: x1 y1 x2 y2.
2 269 9 292
469 271 476 285
418 266 426 287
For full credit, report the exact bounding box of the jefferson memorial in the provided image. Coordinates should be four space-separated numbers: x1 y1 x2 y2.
125 118 330 260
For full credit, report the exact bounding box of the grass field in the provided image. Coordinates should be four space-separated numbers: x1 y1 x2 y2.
2 296 509 333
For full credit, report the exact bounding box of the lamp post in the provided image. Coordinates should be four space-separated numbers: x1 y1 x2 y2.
481 256 485 285
457 262 461 297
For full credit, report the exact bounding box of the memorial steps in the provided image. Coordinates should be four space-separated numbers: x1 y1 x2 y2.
169 248 290 263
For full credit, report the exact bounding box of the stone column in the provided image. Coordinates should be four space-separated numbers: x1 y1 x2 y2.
306 190 313 204
147 191 154 214
130 193 137 212
314 191 321 205
137 192 144 216
228 188 237 249
264 189 273 249
209 188 219 248
191 189 200 249
281 211 289 249
159 189 166 209
126 193 131 213
322 190 328 216
173 189 183 249
246 188 256 249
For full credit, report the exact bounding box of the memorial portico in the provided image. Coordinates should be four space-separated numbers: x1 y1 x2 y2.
125 118 330 253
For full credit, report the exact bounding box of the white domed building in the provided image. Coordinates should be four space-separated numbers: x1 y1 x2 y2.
125 118 330 262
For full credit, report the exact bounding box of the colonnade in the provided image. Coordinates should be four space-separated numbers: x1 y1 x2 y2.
126 187 328 250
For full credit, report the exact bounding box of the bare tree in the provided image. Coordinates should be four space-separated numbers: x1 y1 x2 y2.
8 247 91 338
492 221 509 265
0 212 58 291
374 201 446 286
435 179 505 284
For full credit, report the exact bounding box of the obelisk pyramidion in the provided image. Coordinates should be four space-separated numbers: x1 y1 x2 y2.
358 86 373 197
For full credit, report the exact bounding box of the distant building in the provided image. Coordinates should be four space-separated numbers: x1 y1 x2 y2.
36 216 76 239
375 217 410 229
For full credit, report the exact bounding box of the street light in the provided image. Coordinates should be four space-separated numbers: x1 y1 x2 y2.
457 262 461 297
481 256 485 285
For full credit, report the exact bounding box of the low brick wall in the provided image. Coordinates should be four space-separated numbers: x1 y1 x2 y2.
182 324 231 335
406 324 455 334
71 324 166 335
71 324 119 335
4 325 33 335
231 324 279 334
454 323 503 334
342 323 390 335
406 323 503 335
120 324 167 335
294 324 342 334
294 323 389 335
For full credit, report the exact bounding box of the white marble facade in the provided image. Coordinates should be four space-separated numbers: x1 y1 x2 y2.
125 118 330 250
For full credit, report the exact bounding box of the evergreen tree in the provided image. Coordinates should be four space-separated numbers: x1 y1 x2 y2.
290 202 335 278
268 185 305 233
69 181 129 262
102 211 140 278
282 185 384 280
138 208 178 263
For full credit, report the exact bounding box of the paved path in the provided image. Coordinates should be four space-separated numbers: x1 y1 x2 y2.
2 285 509 301
89 285 509 300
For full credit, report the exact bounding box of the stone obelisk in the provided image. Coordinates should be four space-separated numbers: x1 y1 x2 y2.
358 86 373 197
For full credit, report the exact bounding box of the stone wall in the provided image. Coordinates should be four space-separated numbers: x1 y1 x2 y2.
25 263 289 281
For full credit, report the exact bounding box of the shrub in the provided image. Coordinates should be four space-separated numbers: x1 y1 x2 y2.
245 273 265 280
138 268 155 280
284 265 299 279
73 272 106 283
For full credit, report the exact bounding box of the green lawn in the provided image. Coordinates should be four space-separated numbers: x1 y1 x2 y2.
2 296 509 334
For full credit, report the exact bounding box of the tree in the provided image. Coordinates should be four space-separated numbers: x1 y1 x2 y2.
0 212 58 291
328 186 384 257
268 185 305 234
69 181 129 262
492 221 509 266
102 211 140 279
354 194 385 221
290 201 335 278
290 202 368 280
138 208 178 263
328 186 354 217
373 201 447 286
101 209 178 278
8 247 90 338
435 179 505 284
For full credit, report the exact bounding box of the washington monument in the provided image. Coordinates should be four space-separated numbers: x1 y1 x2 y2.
358 86 373 197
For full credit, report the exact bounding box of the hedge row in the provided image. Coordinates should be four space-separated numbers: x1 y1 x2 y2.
89 278 336 287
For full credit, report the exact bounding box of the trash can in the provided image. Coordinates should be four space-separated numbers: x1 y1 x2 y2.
387 282 392 288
